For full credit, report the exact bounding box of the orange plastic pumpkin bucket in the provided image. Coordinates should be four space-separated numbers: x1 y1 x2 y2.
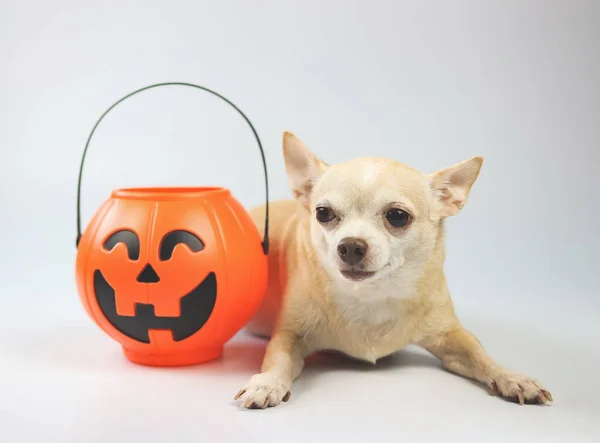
74 83 269 367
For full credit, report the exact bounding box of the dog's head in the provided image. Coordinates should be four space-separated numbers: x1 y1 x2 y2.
282 132 483 288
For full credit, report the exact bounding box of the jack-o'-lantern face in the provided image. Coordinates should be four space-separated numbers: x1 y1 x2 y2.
94 229 216 343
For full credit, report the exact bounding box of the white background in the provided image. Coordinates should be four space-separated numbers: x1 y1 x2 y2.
1 1 599 442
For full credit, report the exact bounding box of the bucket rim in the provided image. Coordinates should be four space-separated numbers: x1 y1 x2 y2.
111 186 231 201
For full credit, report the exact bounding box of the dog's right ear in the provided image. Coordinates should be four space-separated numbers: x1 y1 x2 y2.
428 156 483 220
282 131 328 208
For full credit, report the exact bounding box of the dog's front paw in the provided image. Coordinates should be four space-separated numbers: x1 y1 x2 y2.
234 372 291 409
489 371 553 405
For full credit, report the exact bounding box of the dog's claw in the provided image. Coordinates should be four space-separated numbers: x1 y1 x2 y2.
234 390 245 400
282 391 291 402
542 390 553 402
517 390 525 405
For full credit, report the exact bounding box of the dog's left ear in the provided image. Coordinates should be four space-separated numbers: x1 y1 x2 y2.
282 131 329 208
428 156 483 219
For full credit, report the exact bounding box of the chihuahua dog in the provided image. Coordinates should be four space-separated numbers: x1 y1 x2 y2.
234 132 552 409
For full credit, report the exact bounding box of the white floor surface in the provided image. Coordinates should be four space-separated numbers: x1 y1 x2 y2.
1 289 599 443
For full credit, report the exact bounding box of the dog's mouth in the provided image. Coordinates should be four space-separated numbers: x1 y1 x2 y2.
339 262 392 282
340 269 377 282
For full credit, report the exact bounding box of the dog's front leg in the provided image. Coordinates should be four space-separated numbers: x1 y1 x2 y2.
419 326 553 405
235 329 306 409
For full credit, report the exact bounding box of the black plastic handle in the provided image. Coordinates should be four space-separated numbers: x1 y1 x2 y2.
76 82 269 254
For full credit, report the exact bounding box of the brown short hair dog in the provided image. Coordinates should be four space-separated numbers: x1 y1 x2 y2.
234 132 552 409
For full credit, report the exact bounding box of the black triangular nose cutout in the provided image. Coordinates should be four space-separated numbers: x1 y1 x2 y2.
137 264 160 283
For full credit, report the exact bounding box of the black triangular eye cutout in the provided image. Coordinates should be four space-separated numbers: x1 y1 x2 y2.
159 230 204 261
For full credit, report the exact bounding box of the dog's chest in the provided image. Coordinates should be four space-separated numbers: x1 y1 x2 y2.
310 296 419 363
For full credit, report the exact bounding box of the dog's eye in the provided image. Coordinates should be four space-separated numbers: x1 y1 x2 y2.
316 207 336 223
386 209 411 228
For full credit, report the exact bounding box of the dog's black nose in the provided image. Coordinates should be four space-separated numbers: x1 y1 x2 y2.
337 238 368 265
137 264 160 283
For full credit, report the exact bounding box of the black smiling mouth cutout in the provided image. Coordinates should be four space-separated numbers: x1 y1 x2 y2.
93 269 217 344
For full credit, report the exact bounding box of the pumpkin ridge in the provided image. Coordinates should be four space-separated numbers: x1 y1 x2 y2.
201 196 229 341
81 198 116 328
